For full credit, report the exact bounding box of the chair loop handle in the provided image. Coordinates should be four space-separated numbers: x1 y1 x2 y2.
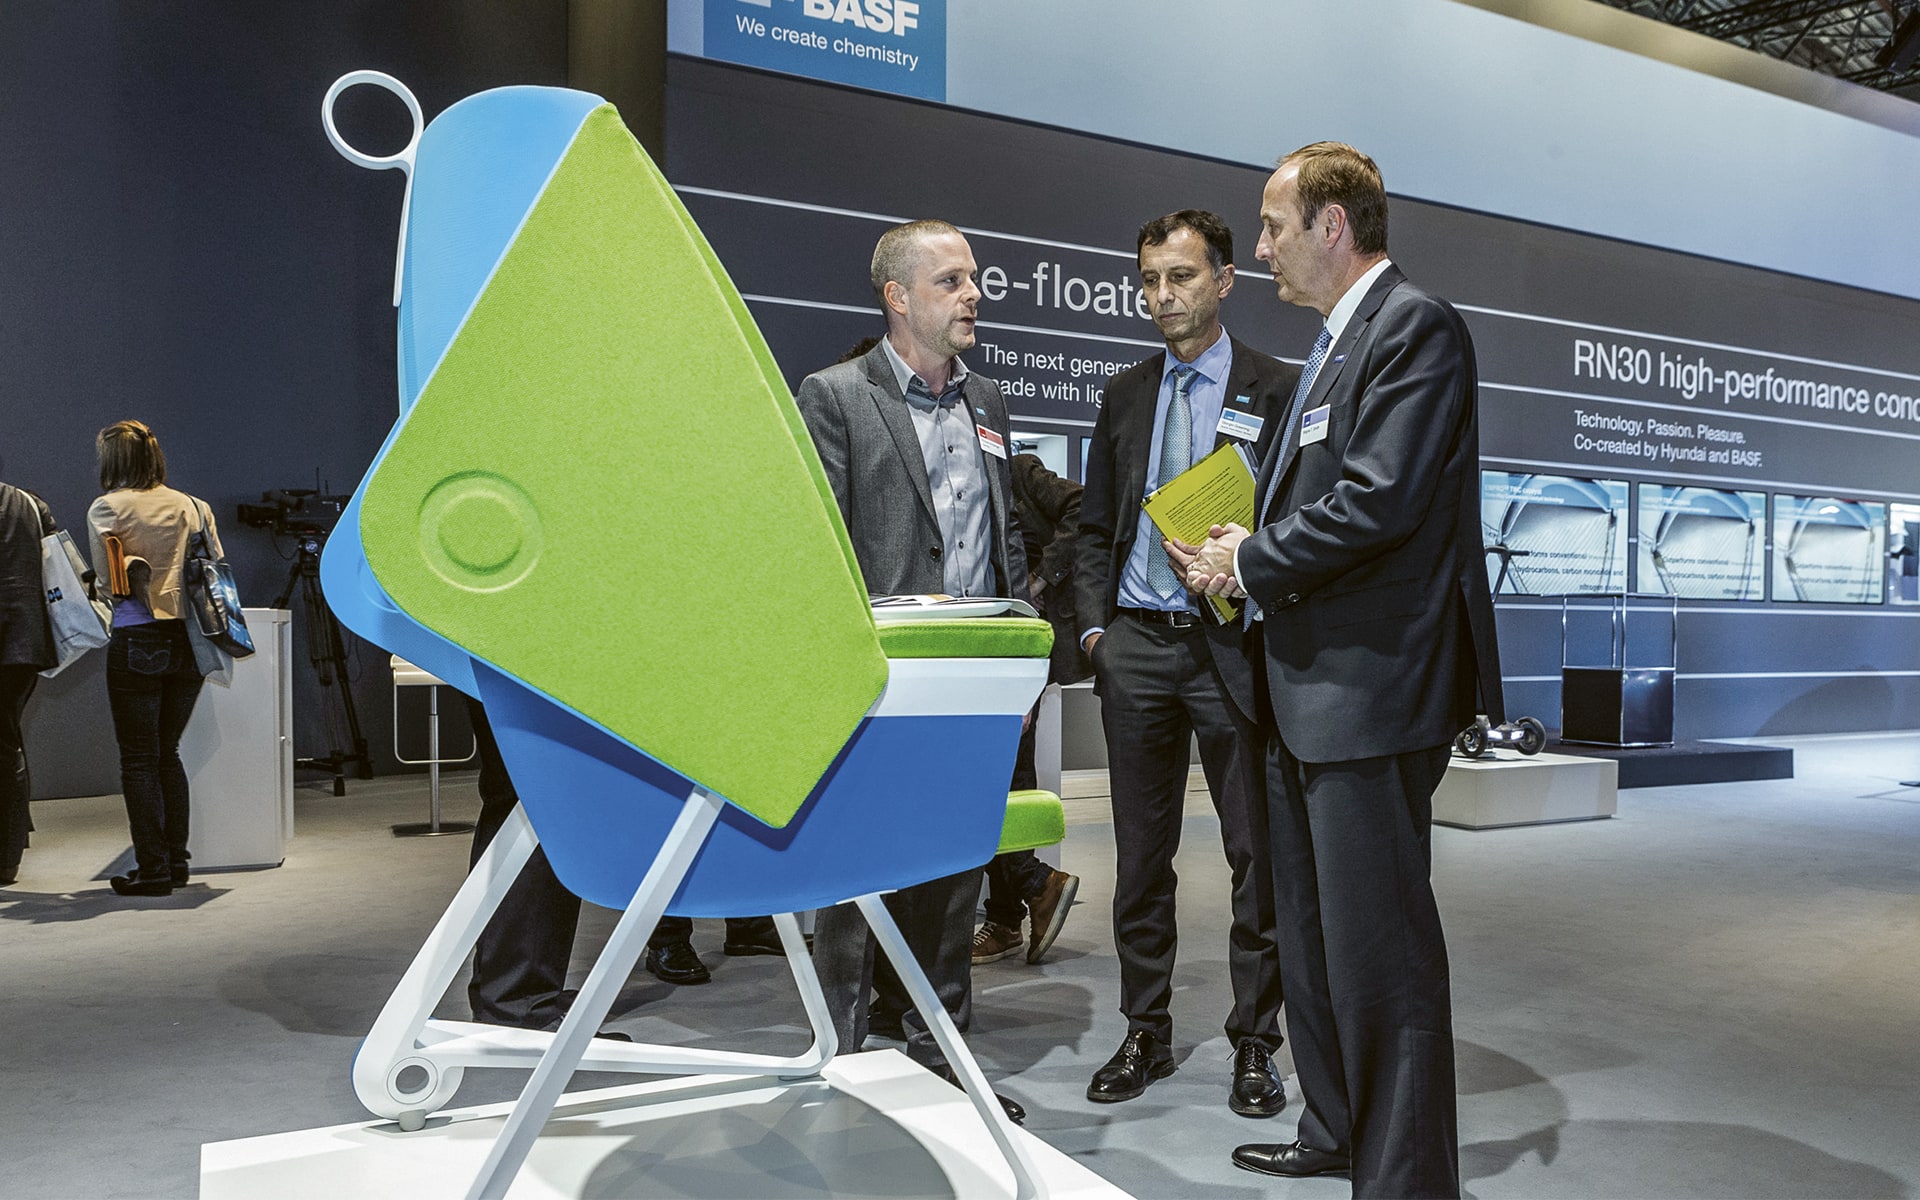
322 71 423 306
322 70 423 171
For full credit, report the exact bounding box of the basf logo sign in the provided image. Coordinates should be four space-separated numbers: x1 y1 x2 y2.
705 0 946 101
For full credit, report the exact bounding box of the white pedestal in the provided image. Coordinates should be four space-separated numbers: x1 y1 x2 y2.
200 1050 1133 1200
179 608 293 869
1034 681 1062 796
1433 750 1618 830
1031 681 1062 870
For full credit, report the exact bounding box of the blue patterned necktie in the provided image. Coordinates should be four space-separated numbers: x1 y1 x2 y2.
1279 327 1333 465
1246 327 1334 628
1147 364 1198 599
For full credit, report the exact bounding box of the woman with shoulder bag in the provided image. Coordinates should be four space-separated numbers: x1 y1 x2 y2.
87 420 224 897
0 480 61 885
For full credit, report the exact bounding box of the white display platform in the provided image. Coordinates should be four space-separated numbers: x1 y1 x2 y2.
1433 750 1618 830
201 1050 1131 1200
179 607 294 869
1030 681 1062 871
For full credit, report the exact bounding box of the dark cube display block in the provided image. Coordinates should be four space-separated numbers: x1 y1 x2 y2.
1561 666 1674 747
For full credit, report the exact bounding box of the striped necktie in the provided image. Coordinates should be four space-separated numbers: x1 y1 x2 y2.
1246 328 1333 628
1278 327 1333 466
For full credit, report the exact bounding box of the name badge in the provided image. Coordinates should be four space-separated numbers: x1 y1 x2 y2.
976 425 1007 459
1217 409 1264 441
1300 404 1331 446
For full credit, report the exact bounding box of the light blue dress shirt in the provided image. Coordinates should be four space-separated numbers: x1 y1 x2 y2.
1115 327 1235 613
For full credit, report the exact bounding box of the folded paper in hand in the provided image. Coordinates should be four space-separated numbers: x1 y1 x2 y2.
1141 444 1257 623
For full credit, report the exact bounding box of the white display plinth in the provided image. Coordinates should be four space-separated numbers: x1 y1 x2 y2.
1433 750 1618 830
1034 680 1062 796
178 608 294 869
1032 680 1062 870
200 1049 1132 1200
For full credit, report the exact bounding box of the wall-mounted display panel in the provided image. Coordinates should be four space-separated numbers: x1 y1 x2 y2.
1636 485 1766 600
665 56 1920 739
1771 495 1887 604
1890 503 1920 605
1481 472 1629 596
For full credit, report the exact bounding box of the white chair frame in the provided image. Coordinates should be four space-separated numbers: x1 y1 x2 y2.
352 657 1049 1200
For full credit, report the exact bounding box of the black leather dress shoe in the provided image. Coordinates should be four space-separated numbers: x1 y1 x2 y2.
1231 1140 1350 1178
531 1014 634 1041
643 940 711 985
721 934 785 957
1228 1040 1286 1117
1086 1029 1175 1103
722 916 784 956
932 1063 1026 1125
110 871 173 897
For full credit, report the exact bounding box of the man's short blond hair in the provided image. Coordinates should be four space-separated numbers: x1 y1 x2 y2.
870 219 963 301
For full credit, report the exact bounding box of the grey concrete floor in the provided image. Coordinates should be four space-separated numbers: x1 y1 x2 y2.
2 733 1918 1199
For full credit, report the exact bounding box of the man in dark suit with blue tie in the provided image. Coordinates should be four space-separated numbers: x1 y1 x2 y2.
1075 210 1296 1117
1186 144 1503 1198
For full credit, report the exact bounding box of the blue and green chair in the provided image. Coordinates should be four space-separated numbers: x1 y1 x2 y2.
320 74 1060 1200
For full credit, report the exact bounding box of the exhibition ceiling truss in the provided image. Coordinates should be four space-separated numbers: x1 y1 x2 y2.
1594 0 1920 96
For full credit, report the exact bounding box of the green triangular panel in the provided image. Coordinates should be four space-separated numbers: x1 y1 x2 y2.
360 105 887 828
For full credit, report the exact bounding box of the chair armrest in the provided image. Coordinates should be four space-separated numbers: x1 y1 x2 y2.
997 790 1066 854
875 616 1053 660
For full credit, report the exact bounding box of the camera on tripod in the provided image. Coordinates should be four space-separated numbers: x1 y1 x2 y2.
237 489 349 539
237 485 372 793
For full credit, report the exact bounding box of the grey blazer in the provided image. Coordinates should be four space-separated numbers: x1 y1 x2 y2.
796 341 1028 601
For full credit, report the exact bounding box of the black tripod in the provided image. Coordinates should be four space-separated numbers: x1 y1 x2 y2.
274 533 372 795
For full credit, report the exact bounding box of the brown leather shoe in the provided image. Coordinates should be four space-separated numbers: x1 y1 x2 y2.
1025 869 1078 963
971 920 1023 964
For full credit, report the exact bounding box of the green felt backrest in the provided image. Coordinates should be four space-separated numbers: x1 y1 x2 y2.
359 105 887 828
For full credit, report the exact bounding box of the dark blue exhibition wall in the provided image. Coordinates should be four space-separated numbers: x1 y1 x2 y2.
7 2 1917 801
2 2 570 797
665 56 1920 739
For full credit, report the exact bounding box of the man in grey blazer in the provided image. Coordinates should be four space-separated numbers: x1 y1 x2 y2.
795 219 1030 1119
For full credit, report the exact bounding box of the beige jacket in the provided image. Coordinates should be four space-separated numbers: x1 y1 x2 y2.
87 486 224 622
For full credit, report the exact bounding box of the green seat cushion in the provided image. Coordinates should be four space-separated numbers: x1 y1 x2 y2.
876 617 1054 660
998 790 1066 854
359 105 886 829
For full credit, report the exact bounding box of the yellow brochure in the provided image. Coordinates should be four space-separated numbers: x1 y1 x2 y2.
1141 443 1257 624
